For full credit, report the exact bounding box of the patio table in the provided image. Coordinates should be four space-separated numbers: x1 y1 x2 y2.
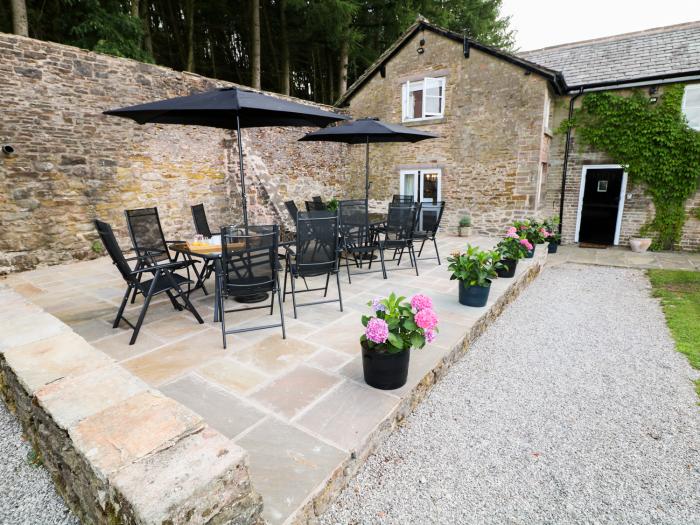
170 240 293 322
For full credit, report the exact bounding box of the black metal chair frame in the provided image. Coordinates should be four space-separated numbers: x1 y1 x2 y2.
392 194 415 205
124 207 198 305
95 219 203 345
219 224 285 349
190 203 217 293
413 201 446 265
338 199 386 283
381 203 421 276
305 200 327 212
282 212 343 318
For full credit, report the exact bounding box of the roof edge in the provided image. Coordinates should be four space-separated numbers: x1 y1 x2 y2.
335 19 567 107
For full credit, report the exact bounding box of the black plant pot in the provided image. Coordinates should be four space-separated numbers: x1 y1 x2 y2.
525 244 536 259
458 280 491 307
496 258 517 278
362 344 410 390
548 242 559 254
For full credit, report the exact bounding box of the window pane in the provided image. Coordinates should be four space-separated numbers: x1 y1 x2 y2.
410 89 423 119
422 173 438 202
424 78 443 116
684 86 700 107
684 107 700 129
403 173 415 197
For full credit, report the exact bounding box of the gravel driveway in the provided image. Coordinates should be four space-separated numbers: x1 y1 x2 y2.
320 264 700 525
0 401 78 525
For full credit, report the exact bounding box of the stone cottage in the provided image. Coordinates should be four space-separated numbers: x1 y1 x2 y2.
337 18 700 249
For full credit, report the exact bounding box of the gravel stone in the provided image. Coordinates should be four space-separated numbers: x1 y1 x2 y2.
0 401 78 525
320 264 700 525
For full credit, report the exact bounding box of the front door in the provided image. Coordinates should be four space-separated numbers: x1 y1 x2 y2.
577 167 625 245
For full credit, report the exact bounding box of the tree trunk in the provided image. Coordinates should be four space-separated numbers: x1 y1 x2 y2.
185 0 195 72
338 38 349 99
131 0 139 18
250 0 261 89
142 1 153 57
10 0 28 37
279 0 290 95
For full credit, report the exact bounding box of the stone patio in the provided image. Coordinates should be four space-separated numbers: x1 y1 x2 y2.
552 244 700 270
1 236 546 524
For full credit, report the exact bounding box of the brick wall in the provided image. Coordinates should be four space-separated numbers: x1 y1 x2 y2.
546 86 700 250
345 30 551 236
0 33 351 274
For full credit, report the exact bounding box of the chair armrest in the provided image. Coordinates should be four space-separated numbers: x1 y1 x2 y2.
130 260 188 275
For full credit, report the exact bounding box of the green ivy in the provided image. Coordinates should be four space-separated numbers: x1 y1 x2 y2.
563 85 700 250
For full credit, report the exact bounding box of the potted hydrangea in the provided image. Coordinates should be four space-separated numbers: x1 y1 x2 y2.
543 217 561 253
495 227 529 278
361 293 439 390
447 244 502 307
513 220 540 258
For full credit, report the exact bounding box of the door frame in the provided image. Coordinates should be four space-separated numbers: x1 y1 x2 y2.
574 164 628 245
399 168 442 202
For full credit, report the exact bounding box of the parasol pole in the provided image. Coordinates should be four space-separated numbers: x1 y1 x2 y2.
365 135 370 205
236 114 249 230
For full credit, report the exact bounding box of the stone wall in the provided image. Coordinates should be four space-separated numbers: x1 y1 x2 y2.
345 30 551 236
546 85 700 250
0 32 351 274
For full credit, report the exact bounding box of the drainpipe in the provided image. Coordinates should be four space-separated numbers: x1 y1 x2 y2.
557 87 584 236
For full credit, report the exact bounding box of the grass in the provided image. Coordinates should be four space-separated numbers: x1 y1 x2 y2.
647 269 700 398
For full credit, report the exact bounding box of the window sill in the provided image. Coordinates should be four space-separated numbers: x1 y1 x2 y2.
401 117 445 127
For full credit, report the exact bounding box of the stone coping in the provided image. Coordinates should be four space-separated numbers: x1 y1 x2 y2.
1 238 547 524
0 286 263 524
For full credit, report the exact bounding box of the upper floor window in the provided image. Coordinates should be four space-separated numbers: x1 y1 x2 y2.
402 77 446 122
682 84 700 130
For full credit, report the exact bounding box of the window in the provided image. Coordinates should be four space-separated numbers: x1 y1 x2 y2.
402 77 445 121
682 85 700 130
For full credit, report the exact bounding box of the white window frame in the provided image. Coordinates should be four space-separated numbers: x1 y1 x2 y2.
400 168 442 202
682 84 700 131
575 164 628 246
543 89 551 131
401 77 446 122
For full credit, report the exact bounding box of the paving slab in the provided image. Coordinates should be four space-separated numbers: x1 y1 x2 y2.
236 418 345 525
2 331 113 393
70 390 204 478
233 335 319 374
196 357 270 395
160 374 266 439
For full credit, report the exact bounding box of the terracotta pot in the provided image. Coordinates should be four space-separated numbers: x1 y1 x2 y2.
629 237 652 253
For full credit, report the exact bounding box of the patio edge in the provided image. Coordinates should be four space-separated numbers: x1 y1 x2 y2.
290 252 546 524
0 285 264 525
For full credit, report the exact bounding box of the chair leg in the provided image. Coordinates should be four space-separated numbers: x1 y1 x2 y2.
397 247 405 266
345 252 352 284
275 274 286 339
379 247 387 279
282 264 289 302
290 274 298 319
411 244 419 276
269 287 275 315
418 238 427 258
165 290 183 311
129 277 158 345
113 285 132 328
220 281 227 349
336 271 344 312
166 271 204 324
323 272 330 297
433 237 441 265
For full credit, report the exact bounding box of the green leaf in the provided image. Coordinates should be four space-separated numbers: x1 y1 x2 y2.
403 319 417 331
410 333 425 349
387 332 403 349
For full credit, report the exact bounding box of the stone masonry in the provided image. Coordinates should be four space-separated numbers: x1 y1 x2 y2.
344 29 552 236
0 32 352 275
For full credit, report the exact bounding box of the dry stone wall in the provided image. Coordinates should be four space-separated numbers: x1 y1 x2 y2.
0 32 351 274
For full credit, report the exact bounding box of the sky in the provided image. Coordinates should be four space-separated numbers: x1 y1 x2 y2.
500 0 700 51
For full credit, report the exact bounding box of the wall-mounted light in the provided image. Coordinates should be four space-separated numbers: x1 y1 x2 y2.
417 38 425 55
649 85 658 103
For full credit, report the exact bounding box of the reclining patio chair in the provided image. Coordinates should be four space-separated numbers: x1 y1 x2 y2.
392 194 415 205
413 201 446 265
95 220 203 345
219 224 285 348
306 200 327 212
283 211 343 318
190 203 216 291
380 203 420 276
125 207 198 301
338 199 385 282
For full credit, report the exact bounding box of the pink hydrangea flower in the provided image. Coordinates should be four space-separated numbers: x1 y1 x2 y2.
520 238 533 251
410 294 433 311
425 329 437 343
414 308 439 331
365 317 389 344
506 226 517 236
540 228 550 238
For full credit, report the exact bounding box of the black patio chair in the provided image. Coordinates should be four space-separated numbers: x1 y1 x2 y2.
190 203 217 290
283 211 342 318
94 220 203 345
305 200 327 212
124 207 198 302
312 196 324 204
284 200 300 223
380 204 420 276
191 203 213 238
414 201 446 264
338 199 385 282
219 224 285 348
392 194 415 205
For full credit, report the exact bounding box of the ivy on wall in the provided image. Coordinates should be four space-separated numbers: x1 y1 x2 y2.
564 84 700 250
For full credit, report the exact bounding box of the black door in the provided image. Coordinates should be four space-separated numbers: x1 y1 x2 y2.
578 168 623 244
